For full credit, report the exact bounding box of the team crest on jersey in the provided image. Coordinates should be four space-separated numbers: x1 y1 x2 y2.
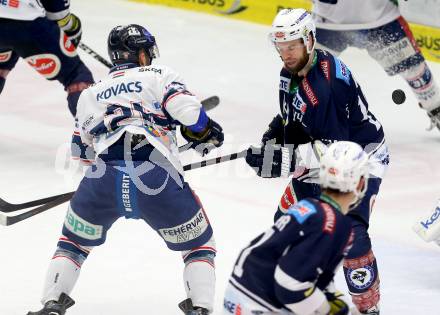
25 54 61 79
287 200 317 224
0 51 12 63
347 266 375 290
59 32 78 57
334 57 351 85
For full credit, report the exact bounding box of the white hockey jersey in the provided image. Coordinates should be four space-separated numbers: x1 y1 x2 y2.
76 64 203 174
0 0 69 21
312 0 400 30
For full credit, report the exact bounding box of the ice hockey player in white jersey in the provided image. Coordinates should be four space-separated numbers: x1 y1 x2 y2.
0 0 93 116
26 24 224 315
312 0 440 132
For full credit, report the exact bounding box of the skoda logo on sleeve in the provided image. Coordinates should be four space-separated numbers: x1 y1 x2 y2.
348 266 374 290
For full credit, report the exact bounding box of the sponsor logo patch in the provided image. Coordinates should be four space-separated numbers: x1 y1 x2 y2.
275 31 285 39
0 51 12 63
348 266 374 290
370 37 416 69
287 200 317 224
64 207 103 240
279 182 297 212
279 78 289 93
60 32 77 57
159 209 209 244
301 78 318 106
321 203 336 234
9 0 19 7
420 206 440 229
121 174 132 212
223 298 242 314
26 54 61 79
320 60 330 82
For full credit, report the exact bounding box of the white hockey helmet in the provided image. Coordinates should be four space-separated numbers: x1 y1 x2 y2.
319 141 369 204
269 8 316 53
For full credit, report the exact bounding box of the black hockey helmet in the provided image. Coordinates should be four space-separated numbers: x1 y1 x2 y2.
107 24 159 66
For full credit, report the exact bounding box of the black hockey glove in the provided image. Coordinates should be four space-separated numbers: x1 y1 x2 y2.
261 114 284 145
245 144 295 178
57 13 82 48
180 118 224 156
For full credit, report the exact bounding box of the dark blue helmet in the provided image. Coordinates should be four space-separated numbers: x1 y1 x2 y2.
107 24 159 66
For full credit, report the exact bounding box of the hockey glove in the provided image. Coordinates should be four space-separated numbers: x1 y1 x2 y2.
261 114 284 145
245 144 295 178
57 13 82 48
181 118 224 156
325 291 349 315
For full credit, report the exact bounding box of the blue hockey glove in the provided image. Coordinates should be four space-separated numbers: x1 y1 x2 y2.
180 118 224 156
261 114 284 145
245 144 295 178
57 13 82 48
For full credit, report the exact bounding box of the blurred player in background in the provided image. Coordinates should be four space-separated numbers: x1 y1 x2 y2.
0 0 94 116
27 24 224 315
225 141 369 315
245 9 389 315
312 0 440 131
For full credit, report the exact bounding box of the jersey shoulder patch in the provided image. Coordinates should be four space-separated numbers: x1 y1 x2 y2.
286 199 317 224
333 56 351 86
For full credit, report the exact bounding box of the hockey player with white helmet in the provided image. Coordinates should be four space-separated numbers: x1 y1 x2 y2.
27 24 223 315
312 0 440 131
245 9 388 315
225 141 369 315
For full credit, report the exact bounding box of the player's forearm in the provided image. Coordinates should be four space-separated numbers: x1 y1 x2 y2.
41 0 70 20
164 93 203 126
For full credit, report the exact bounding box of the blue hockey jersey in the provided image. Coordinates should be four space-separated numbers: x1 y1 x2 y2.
280 49 384 148
229 195 353 310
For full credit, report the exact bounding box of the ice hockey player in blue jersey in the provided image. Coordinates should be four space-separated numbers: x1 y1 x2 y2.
0 0 93 116
245 9 389 315
225 141 369 315
27 24 224 315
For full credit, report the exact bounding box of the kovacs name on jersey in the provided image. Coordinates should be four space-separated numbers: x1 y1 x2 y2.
96 81 142 101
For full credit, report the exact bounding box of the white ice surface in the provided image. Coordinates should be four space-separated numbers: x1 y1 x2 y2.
1 0 440 314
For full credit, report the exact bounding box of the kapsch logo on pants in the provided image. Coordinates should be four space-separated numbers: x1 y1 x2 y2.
0 51 12 63
25 54 61 79
60 32 78 57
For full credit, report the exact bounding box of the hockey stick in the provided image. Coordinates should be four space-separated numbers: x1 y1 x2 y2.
78 42 113 68
182 149 247 171
0 96 219 213
0 150 247 226
0 193 73 227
